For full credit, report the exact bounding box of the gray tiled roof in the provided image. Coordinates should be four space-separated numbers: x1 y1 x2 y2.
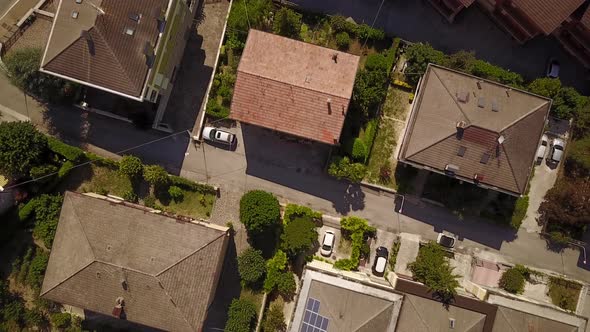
41 192 228 332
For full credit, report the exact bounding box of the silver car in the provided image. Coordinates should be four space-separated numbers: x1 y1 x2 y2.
549 138 565 164
202 126 235 145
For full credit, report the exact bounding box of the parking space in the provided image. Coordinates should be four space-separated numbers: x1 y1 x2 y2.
315 225 342 262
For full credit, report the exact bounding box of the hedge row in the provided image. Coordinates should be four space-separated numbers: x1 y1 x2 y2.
47 137 85 162
169 175 217 195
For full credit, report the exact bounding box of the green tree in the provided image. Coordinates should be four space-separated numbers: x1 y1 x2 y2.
0 121 48 177
31 194 63 248
143 165 169 189
262 303 286 332
567 137 590 176
264 250 289 293
273 7 302 39
280 216 317 258
239 190 281 237
408 242 459 301
335 31 350 50
3 47 73 101
445 50 475 72
24 308 46 329
470 59 524 87
539 178 590 226
276 271 296 298
224 298 257 332
237 248 266 287
364 53 389 72
527 78 562 99
50 313 72 329
573 103 590 138
404 43 446 85
2 298 25 327
328 156 366 182
499 267 526 294
29 164 58 183
119 155 143 179
26 248 49 290
553 87 587 120
168 186 184 202
352 70 388 115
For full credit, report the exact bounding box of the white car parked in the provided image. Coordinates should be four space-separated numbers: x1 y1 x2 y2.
202 127 235 145
548 138 565 164
320 231 335 257
536 134 549 163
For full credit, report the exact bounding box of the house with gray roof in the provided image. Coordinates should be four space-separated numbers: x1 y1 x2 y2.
41 191 229 332
398 64 551 196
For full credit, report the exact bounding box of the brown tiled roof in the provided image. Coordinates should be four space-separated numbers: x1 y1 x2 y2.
230 29 360 145
580 5 590 30
512 0 584 34
399 64 550 196
41 0 167 98
458 0 475 7
41 192 228 332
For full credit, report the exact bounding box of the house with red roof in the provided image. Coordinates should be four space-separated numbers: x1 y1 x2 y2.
229 29 360 146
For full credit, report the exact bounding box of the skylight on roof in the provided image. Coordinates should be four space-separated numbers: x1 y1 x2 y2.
71 10 79 19
129 13 141 22
75 0 82 4
124 27 135 36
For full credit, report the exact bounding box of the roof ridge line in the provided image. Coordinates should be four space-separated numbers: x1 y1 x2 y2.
498 306 519 332
499 102 549 133
40 260 95 297
431 66 472 124
68 193 98 261
155 232 226 277
405 131 457 159
237 69 352 100
500 140 523 194
92 24 139 93
353 302 395 331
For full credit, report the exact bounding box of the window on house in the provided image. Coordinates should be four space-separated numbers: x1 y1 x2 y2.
480 153 490 164
457 146 466 157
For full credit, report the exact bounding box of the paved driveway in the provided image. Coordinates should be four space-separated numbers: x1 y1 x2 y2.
289 0 589 93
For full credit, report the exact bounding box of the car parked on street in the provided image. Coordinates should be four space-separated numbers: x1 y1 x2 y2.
320 230 335 257
437 233 457 249
546 58 560 78
372 246 389 276
202 127 235 145
548 138 565 164
536 134 549 163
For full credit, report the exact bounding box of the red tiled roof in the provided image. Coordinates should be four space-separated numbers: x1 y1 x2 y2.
230 30 360 145
458 0 475 7
580 5 590 30
512 0 584 34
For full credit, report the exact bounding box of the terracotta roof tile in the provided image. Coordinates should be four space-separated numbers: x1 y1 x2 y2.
512 0 584 34
230 30 359 145
399 65 550 196
580 5 590 30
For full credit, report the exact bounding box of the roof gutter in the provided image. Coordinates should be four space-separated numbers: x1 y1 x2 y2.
40 68 144 102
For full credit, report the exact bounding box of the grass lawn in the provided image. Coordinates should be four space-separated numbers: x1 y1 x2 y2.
157 190 215 219
548 277 582 312
240 288 265 314
65 164 133 197
366 87 413 189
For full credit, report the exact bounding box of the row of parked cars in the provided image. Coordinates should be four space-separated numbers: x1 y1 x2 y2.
536 134 565 165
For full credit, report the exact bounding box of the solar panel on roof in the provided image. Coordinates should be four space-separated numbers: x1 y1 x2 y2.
301 298 329 332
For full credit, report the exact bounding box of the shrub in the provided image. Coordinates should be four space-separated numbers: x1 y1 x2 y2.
50 313 71 329
3 298 25 326
168 186 184 202
119 155 143 179
143 165 169 188
355 23 385 41
29 164 58 183
352 69 389 115
351 138 367 162
0 121 48 177
264 250 290 293
283 204 321 224
228 0 272 38
328 156 367 182
262 303 286 332
389 241 401 270
330 15 348 32
404 43 446 85
408 242 459 301
121 190 138 203
548 231 571 246
445 50 476 72
567 137 590 176
239 190 281 237
334 217 375 271
379 164 391 183
392 79 413 90
364 53 389 73
237 248 266 286
18 198 39 221
31 194 63 248
47 137 85 162
527 78 561 99
510 196 528 230
499 267 526 294
24 308 45 328
143 195 156 208
224 299 257 332
280 215 318 258
206 101 230 118
169 175 217 195
26 248 48 290
470 59 524 87
553 87 587 120
276 271 296 298
273 7 302 39
335 31 350 50
362 119 378 151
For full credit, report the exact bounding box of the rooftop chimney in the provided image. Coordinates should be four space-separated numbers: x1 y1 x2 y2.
332 53 338 63
327 98 332 114
476 80 482 90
